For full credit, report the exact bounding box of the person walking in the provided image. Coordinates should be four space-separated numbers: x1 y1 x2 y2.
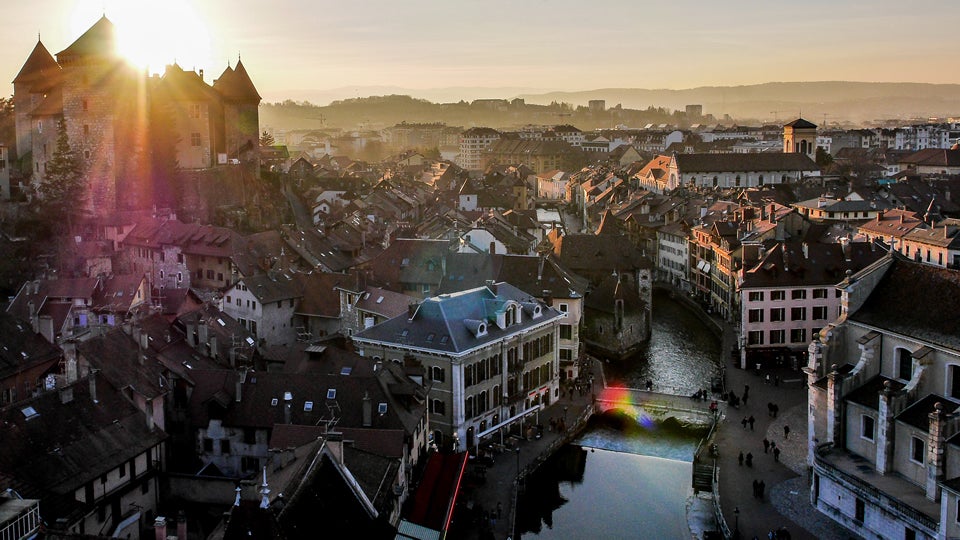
763 438 770 453
742 417 748 430
784 424 790 439
758 480 766 499
773 447 781 462
748 415 755 431
746 452 753 467
753 479 760 498
739 451 744 466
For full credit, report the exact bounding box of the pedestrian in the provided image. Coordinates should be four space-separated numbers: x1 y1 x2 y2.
743 393 749 407
774 374 781 386
765 374 771 385
752 479 759 498
763 438 770 453
739 451 744 466
746 452 753 467
772 403 779 418
784 424 790 439
759 480 765 499
767 402 774 417
748 415 755 431
646 379 653 392
743 384 750 400
773 447 781 462
742 417 748 430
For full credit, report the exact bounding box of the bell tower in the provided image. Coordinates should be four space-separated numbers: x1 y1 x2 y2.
783 118 818 159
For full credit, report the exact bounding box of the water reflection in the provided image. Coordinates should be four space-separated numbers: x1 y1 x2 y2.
603 291 722 394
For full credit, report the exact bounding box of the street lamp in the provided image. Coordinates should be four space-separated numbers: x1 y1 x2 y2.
733 506 740 539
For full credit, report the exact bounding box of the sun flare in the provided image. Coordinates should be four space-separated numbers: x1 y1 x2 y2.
72 0 212 74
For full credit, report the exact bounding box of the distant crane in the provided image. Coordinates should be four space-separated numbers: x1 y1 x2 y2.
770 111 779 123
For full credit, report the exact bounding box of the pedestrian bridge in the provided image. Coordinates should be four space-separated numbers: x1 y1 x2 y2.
595 386 723 426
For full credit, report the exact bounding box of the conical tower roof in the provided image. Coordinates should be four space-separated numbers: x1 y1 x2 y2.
56 16 118 63
214 57 261 102
13 39 60 84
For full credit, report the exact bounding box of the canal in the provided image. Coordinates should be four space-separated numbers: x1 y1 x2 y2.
516 291 721 539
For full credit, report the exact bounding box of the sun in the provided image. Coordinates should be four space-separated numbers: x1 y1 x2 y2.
73 0 213 74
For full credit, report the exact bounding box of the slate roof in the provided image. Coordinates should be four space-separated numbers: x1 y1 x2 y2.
851 259 960 351
674 153 819 173
187 367 404 431
741 241 886 289
0 373 167 501
584 273 646 315
902 224 960 249
238 273 302 304
353 282 561 355
0 312 62 380
78 326 166 400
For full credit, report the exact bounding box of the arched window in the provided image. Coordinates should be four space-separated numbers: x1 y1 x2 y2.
735 175 741 187
713 176 718 187
758 175 764 186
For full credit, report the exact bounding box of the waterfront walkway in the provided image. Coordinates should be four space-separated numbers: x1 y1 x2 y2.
712 320 858 540
450 358 603 540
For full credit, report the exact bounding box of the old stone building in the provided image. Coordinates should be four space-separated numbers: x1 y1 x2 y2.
13 16 261 215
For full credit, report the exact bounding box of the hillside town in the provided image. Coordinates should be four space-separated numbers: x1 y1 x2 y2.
2 14 960 540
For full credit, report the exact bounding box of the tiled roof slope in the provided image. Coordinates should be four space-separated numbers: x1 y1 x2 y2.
851 259 960 351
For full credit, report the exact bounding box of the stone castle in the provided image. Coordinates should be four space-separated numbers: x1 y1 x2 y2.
13 16 261 214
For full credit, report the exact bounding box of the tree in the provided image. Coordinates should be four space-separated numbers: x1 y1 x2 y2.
260 130 275 147
815 147 833 168
39 119 86 232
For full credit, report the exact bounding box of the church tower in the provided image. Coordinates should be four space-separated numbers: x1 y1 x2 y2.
783 118 817 159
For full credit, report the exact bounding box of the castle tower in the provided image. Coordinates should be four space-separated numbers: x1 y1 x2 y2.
783 118 817 159
213 58 262 169
12 39 61 160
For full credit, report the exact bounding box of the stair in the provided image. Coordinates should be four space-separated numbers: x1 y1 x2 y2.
692 462 714 492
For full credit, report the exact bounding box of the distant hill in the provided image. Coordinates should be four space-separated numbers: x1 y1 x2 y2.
516 82 960 124
259 82 960 133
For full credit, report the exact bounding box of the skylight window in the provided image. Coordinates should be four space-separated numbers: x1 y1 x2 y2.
246 337 255 346
440 335 449 344
271 398 278 406
304 401 313 412
217 318 226 326
340 366 352 375
426 333 435 342
378 403 388 414
327 388 337 399
376 296 384 304
21 406 39 420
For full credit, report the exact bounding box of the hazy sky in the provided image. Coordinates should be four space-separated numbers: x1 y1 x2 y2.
4 0 959 103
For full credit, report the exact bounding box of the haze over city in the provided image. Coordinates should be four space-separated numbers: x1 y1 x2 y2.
3 0 960 105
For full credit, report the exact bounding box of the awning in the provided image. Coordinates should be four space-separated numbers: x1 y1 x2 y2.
703 263 711 273
696 260 706 271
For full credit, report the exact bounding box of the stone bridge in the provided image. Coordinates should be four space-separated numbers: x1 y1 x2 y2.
594 386 724 426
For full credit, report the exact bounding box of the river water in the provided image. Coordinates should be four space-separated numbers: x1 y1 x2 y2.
516 292 721 539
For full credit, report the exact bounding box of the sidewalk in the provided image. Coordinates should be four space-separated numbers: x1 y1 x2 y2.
713 319 855 540
450 357 602 540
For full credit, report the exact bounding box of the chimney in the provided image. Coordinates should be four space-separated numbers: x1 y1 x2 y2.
878 209 885 221
198 68 204 80
362 391 372 427
140 331 149 351
489 241 496 254
927 403 947 500
154 517 167 540
177 511 187 540
89 368 99 404
407 302 418 321
186 320 197 348
802 243 809 260
198 319 209 347
132 324 142 348
284 392 293 424
236 368 247 403
209 335 218 358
